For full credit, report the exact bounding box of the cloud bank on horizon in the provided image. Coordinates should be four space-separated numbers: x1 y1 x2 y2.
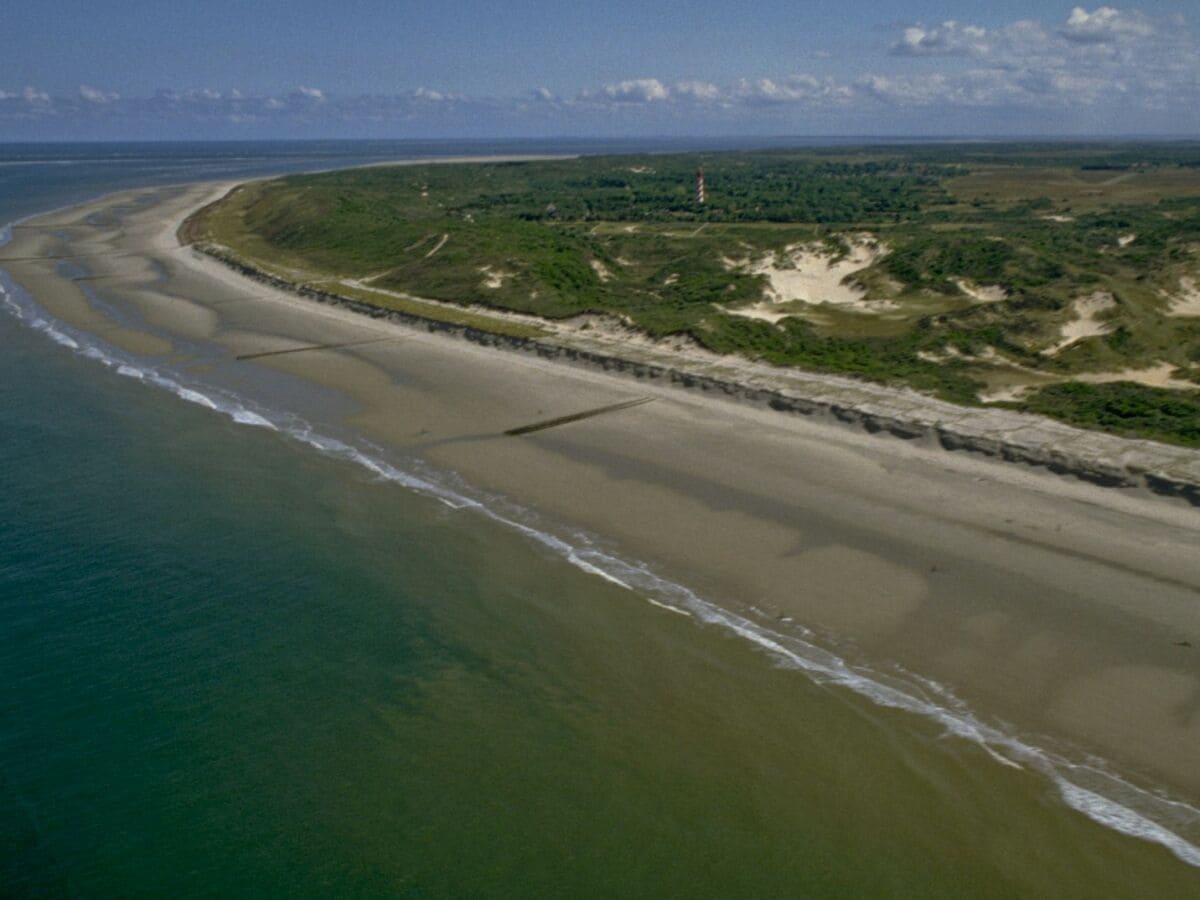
3 5 1197 139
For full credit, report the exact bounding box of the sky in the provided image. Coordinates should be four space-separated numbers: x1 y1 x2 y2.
3 1 1198 140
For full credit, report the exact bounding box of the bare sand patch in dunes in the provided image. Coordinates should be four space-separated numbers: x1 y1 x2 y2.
1042 291 1117 355
727 234 891 323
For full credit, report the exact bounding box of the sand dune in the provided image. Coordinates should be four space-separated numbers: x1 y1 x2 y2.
727 233 891 322
1042 291 1116 355
1165 277 1200 317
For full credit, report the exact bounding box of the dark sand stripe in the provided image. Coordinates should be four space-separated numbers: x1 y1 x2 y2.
236 337 399 361
504 397 653 437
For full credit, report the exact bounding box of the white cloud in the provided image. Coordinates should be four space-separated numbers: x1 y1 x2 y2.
859 73 946 105
890 21 990 57
411 86 464 103
889 6 1161 67
874 5 1196 111
673 80 721 102
731 74 853 105
180 88 222 102
3 7 1196 137
1062 6 1153 43
79 84 119 103
592 78 670 103
576 74 852 108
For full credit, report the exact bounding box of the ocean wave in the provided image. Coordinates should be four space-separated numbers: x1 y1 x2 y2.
2 260 1199 868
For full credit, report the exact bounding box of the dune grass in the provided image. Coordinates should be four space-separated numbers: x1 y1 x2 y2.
187 144 1200 445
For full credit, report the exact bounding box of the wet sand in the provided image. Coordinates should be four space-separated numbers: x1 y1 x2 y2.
4 183 1200 836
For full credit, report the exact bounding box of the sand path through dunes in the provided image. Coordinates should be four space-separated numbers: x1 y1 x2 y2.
954 279 1007 303
423 233 449 258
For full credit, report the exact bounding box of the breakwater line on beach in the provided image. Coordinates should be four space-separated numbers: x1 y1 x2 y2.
4 255 1200 870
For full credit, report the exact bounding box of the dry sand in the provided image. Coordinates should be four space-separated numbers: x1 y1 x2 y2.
954 279 1008 303
1165 277 1200 317
1075 363 1195 389
5 184 1200 815
727 233 891 322
478 266 512 289
978 356 1196 402
589 258 613 282
1042 291 1117 355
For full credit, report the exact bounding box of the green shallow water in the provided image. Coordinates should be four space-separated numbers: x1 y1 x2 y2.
4 297 1200 898
2 145 1199 897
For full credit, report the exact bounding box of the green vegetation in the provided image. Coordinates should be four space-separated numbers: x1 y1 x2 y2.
187 143 1200 446
319 280 547 340
1020 382 1200 446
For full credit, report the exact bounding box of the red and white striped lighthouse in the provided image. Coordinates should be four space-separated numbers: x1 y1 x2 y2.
696 166 706 205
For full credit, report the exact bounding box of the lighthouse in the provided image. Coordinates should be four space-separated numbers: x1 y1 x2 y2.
696 166 706 205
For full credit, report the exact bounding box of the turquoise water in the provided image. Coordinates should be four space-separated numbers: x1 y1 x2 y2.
2 144 1199 897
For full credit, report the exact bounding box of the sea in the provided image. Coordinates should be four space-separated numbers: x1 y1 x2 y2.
1 141 1198 897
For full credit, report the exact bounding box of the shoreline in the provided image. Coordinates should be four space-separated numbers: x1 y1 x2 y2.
4 180 1200 864
202 243 1200 502
183 184 1200 506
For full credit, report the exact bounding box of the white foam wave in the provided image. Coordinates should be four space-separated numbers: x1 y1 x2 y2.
231 409 276 429
50 331 79 350
566 555 632 589
176 387 218 410
645 596 690 616
2 258 1199 868
1059 781 1200 867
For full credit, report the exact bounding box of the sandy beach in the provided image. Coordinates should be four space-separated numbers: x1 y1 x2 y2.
4 182 1200 842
